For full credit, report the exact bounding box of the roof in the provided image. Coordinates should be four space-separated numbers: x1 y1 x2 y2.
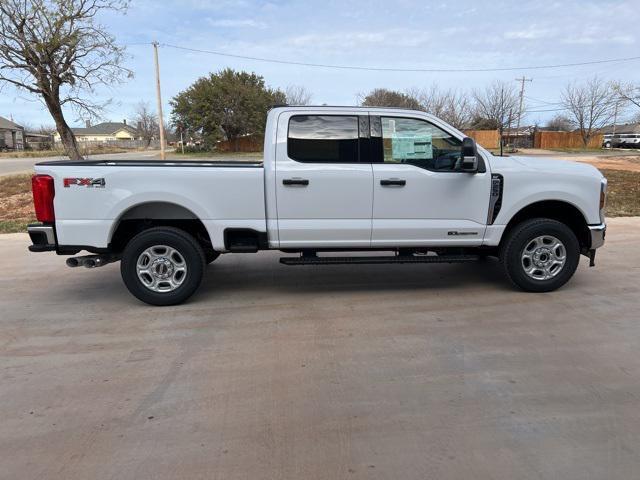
25 132 52 138
71 122 137 136
503 125 535 135
0 116 23 130
600 123 640 135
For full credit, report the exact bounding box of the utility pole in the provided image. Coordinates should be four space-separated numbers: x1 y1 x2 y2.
152 41 166 160
515 76 533 149
612 99 620 137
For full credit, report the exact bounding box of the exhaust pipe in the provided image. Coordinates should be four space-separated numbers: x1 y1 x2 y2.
66 257 80 268
66 254 119 269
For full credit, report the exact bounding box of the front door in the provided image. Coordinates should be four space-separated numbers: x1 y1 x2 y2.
275 112 373 248
370 115 491 247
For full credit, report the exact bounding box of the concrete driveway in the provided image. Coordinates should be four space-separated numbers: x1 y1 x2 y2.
1 217 640 479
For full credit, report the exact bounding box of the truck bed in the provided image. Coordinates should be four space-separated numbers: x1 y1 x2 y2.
34 159 267 250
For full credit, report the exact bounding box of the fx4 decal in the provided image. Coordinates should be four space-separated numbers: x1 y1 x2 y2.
63 177 106 188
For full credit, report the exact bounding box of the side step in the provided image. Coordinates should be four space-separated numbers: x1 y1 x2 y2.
280 254 480 266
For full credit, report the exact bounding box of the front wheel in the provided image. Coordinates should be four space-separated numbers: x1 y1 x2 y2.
500 218 580 292
121 227 206 306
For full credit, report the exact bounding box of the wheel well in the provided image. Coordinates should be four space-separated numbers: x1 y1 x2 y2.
109 202 213 253
502 200 591 250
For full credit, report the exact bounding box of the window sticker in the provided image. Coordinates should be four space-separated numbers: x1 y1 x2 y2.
392 133 432 160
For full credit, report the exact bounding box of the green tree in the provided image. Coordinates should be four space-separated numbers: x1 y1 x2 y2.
360 88 422 110
171 69 285 151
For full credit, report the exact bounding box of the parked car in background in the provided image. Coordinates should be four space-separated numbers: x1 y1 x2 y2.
27 106 607 305
603 133 640 148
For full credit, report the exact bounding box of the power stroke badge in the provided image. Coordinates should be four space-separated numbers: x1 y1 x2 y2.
63 177 106 188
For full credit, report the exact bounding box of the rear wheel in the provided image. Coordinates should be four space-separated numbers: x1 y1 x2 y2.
121 227 206 306
500 218 580 292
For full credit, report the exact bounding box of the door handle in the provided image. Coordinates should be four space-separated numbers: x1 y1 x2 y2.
283 178 309 186
380 179 406 187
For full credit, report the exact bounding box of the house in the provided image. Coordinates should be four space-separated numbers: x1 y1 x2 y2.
53 121 139 144
0 116 24 151
501 125 536 148
600 123 640 135
25 132 54 150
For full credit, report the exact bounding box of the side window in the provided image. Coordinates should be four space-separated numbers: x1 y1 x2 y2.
288 115 359 163
381 117 462 171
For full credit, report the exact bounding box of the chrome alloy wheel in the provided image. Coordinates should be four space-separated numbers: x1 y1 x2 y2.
521 235 567 281
136 245 187 292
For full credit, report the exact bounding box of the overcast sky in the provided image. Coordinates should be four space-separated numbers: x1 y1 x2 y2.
2 0 640 128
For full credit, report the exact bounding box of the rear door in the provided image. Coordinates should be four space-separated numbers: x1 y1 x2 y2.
370 114 491 247
275 111 373 248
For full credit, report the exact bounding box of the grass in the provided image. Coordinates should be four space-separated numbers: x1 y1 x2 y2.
600 169 640 217
167 150 263 160
548 147 605 153
0 146 131 159
0 168 638 234
0 173 35 233
0 219 33 234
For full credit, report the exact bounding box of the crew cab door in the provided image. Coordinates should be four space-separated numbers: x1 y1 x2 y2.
275 112 373 248
370 115 491 247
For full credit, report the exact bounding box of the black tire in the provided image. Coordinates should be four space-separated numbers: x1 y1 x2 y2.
120 227 206 306
500 218 580 292
604 141 611 148
204 249 220 264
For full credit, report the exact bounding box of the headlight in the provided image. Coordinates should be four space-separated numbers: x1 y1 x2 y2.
600 178 607 212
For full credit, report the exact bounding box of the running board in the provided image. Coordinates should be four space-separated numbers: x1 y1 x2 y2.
280 254 480 266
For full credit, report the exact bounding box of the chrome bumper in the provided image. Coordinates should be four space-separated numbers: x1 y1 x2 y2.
27 223 56 252
589 223 606 250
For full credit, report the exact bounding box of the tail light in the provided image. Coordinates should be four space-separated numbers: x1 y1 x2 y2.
32 174 55 222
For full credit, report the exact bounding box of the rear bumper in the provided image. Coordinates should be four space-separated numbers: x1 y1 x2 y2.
27 223 56 252
589 223 606 250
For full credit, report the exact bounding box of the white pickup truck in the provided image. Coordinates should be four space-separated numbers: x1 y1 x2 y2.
28 106 607 305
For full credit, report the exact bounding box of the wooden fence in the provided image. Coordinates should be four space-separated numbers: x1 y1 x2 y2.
463 129 500 149
212 130 604 154
533 131 603 149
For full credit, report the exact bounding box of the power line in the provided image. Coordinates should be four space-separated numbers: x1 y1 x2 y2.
159 43 640 73
524 95 563 106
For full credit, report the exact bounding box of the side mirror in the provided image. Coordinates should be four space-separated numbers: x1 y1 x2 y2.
461 137 478 172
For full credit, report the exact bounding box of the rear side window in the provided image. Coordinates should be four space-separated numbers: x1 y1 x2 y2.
288 115 359 163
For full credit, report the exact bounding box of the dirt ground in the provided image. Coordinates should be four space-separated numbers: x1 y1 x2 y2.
517 149 640 172
1 218 640 479
564 155 640 172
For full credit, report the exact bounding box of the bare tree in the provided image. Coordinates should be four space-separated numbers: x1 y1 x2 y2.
472 81 520 132
132 102 159 148
561 77 619 148
285 85 313 106
544 114 574 131
0 0 132 160
359 88 422 110
613 81 640 110
412 85 472 130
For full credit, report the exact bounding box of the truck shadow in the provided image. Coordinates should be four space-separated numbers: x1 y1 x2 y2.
200 253 511 296
32 253 515 308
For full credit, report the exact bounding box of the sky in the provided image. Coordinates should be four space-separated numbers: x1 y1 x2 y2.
2 0 640 128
